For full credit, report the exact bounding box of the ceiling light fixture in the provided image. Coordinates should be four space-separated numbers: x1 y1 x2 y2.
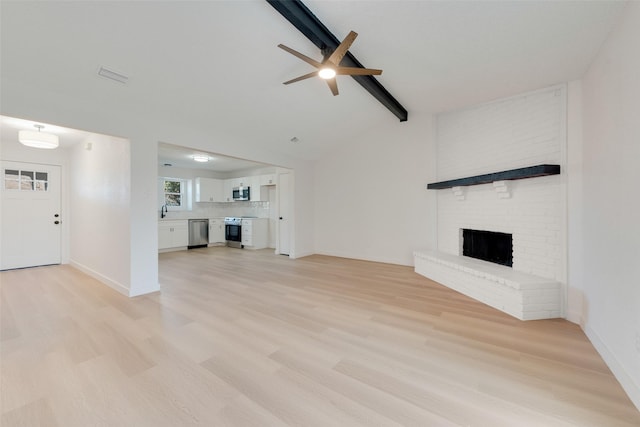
318 68 336 79
18 124 59 149
193 155 209 162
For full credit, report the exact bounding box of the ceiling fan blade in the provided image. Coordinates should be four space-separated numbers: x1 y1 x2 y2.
283 71 318 85
327 31 358 66
278 44 322 68
335 67 383 76
326 78 339 96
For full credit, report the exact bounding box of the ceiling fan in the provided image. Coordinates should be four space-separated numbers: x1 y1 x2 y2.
278 30 382 96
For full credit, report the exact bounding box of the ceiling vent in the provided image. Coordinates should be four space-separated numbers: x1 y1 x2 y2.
97 66 129 84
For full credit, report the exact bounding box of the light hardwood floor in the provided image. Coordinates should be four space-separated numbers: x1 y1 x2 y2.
1 247 639 426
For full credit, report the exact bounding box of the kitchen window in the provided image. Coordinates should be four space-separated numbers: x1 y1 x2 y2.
160 177 192 211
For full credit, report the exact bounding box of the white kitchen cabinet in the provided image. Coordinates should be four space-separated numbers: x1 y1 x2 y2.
241 218 268 249
260 174 276 186
223 178 246 202
249 175 262 201
250 175 276 202
195 177 223 202
208 218 225 244
158 220 188 250
226 177 248 188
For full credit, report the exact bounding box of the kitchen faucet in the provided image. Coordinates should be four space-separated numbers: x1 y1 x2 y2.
161 204 168 218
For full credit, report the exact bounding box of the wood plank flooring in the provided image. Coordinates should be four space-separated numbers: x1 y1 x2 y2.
2 247 639 426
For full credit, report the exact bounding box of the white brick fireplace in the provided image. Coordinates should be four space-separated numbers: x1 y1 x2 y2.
415 85 567 320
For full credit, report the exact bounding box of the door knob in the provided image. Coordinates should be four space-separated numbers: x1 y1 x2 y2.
279 217 283 220
54 214 59 217
54 220 60 225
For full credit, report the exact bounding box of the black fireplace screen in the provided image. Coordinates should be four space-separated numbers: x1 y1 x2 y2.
462 229 513 267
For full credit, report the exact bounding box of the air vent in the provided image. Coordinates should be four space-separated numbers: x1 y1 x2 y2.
97 66 129 84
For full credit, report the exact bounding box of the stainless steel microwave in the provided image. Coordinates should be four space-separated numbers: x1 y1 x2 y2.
232 186 250 201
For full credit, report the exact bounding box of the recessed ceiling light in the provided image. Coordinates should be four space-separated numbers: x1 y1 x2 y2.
193 155 209 162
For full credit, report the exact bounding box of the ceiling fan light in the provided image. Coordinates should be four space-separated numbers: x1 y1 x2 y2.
18 126 59 149
193 155 209 162
318 68 336 79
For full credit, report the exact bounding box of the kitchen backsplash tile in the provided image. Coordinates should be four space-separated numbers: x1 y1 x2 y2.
160 201 269 220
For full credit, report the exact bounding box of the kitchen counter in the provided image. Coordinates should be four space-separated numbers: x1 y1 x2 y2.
158 216 225 222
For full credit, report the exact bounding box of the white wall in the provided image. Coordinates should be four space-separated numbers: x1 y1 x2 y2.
68 135 131 295
566 80 584 324
314 113 437 265
580 1 640 410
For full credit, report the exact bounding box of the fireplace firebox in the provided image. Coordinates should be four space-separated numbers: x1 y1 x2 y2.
462 229 513 267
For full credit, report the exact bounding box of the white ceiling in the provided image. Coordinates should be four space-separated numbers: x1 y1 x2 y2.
0 1 626 162
157 142 272 172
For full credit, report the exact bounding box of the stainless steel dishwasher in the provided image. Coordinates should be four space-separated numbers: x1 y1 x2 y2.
188 219 209 249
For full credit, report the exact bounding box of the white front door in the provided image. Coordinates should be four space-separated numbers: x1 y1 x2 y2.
278 172 291 256
1 161 62 270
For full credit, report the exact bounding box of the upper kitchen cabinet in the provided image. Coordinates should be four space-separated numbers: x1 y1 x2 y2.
195 177 224 202
249 175 262 201
228 177 248 188
222 179 234 202
260 174 276 186
211 174 278 202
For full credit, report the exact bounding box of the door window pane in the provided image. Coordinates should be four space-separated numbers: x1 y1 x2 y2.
4 169 19 190
20 171 34 190
35 171 49 191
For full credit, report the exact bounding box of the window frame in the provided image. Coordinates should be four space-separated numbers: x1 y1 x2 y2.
162 178 187 211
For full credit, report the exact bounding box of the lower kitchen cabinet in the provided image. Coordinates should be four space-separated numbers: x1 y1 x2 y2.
158 220 188 250
241 218 268 249
209 218 225 244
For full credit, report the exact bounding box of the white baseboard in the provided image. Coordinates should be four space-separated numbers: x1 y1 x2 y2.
313 249 411 266
69 260 129 297
565 310 582 325
129 282 160 297
584 324 640 411
289 249 315 259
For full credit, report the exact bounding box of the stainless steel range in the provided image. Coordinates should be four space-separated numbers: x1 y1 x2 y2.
224 217 243 248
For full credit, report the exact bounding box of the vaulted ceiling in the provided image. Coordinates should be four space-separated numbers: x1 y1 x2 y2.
0 1 625 161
